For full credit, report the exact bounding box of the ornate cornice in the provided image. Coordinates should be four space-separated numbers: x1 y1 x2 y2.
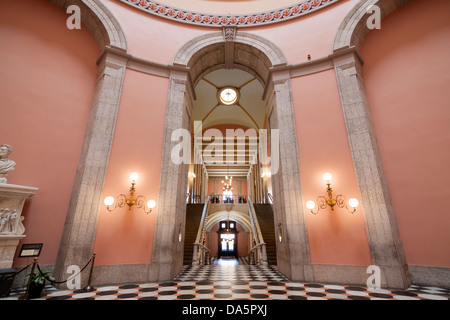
117 0 342 28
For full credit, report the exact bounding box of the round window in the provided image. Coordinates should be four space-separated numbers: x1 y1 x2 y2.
219 87 239 105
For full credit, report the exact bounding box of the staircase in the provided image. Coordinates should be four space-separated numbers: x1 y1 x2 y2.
253 204 277 266
183 204 205 265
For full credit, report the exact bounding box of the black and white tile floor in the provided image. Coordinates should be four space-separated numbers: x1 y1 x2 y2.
3 259 449 301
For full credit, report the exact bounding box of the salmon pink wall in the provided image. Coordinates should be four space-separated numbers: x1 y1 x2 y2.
93 69 168 266
207 180 248 197
0 0 99 266
208 180 215 195
103 0 216 65
241 181 248 195
246 0 358 64
360 0 450 267
292 70 372 266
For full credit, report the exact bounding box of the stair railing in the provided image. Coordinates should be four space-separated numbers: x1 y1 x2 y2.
192 200 211 265
247 197 268 266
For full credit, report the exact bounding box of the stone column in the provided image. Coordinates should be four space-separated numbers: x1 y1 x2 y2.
269 70 313 282
332 48 411 289
54 47 128 285
149 69 191 281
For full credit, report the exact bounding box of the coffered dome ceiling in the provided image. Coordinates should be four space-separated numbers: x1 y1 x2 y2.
118 0 342 27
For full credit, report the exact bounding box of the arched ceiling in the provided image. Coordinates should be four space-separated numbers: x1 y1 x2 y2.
193 68 265 178
193 68 265 131
206 211 252 233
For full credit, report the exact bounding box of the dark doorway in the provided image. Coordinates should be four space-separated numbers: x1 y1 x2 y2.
217 221 238 258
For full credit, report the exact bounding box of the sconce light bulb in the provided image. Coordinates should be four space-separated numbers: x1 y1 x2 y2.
323 172 332 183
306 201 316 210
104 196 115 206
130 172 139 182
348 198 359 208
147 200 156 209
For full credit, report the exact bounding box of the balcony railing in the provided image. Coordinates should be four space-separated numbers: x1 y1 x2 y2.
208 194 248 204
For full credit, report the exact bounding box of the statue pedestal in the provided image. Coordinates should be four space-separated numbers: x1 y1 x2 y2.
0 235 26 269
0 184 38 268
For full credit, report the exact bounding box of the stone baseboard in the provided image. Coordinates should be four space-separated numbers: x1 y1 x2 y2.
409 265 450 289
10 263 450 290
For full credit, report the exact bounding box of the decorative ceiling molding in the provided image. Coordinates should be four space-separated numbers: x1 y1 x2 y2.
117 0 342 28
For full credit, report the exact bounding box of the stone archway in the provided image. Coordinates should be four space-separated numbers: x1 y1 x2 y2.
150 31 313 282
332 0 413 289
51 0 128 285
205 211 253 233
49 0 127 50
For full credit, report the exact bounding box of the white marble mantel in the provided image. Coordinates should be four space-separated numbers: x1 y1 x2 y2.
0 183 38 268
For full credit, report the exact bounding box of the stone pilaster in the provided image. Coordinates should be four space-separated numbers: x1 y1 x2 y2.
54 47 127 285
268 70 313 282
149 69 191 281
223 27 236 69
332 48 411 289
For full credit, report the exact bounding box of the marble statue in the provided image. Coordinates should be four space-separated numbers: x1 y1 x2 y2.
0 144 16 184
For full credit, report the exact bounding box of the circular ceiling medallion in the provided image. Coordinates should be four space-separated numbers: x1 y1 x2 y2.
219 87 239 105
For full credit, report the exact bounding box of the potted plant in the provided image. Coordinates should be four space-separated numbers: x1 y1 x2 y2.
25 269 55 299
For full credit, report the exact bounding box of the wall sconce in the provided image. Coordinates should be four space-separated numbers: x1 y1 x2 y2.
306 173 359 214
104 172 156 214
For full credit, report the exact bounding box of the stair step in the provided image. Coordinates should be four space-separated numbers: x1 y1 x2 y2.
183 204 206 265
253 204 277 266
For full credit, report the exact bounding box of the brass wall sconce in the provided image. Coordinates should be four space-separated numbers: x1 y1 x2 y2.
306 173 359 215
104 172 156 214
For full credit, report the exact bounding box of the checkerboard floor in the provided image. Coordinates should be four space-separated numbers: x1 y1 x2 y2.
3 259 449 301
